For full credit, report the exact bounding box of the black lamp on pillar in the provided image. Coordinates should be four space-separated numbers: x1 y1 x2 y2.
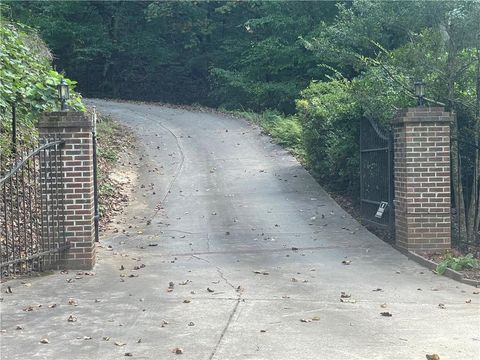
57 78 70 111
414 80 425 107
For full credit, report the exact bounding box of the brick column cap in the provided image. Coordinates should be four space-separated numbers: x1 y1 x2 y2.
393 107 453 125
40 111 92 130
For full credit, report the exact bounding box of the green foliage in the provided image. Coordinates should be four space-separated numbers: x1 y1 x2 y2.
97 116 121 162
0 20 84 156
5 0 480 210
4 1 337 112
296 79 362 193
233 110 304 157
436 253 479 275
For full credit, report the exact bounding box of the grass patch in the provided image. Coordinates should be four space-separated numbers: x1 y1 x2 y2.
230 110 306 160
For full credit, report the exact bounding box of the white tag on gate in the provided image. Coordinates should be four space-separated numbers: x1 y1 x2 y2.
375 201 388 219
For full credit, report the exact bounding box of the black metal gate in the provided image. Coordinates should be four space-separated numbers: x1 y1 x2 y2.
360 117 394 238
0 138 69 277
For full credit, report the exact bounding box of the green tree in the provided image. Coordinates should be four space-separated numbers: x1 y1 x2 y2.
0 19 83 157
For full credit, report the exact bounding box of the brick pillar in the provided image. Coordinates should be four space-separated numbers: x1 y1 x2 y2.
393 107 452 252
39 112 95 269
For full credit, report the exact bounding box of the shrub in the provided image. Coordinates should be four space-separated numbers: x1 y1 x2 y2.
296 79 362 195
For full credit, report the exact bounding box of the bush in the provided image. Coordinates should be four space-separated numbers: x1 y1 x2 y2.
234 110 304 157
296 79 362 195
0 21 84 157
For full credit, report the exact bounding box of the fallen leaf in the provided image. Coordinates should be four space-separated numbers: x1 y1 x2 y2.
173 347 183 354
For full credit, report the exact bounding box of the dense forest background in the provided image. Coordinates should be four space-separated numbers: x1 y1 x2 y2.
1 0 480 245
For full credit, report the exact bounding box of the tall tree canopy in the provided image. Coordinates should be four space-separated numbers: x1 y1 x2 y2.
3 0 480 246
3 0 338 113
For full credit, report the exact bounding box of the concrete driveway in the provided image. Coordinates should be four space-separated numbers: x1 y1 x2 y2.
1 100 478 359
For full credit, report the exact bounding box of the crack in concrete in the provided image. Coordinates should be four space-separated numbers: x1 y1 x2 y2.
209 267 242 360
216 267 237 292
208 297 241 360
191 254 210 263
126 107 186 224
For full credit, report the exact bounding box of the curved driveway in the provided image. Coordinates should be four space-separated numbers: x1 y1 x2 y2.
1 100 478 359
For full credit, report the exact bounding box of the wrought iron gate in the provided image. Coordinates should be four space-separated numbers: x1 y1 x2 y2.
0 138 69 277
360 117 394 238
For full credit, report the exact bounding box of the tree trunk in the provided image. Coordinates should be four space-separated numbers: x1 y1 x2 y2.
451 120 468 244
446 25 468 244
474 40 480 240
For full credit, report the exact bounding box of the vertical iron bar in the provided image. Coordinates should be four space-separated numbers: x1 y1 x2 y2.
58 140 66 247
26 152 35 271
43 146 51 268
10 175 15 276
48 143 54 266
53 136 61 264
15 164 22 274
32 146 40 270
388 131 395 240
21 155 28 271
2 182 8 276
39 145 45 271
12 102 17 154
